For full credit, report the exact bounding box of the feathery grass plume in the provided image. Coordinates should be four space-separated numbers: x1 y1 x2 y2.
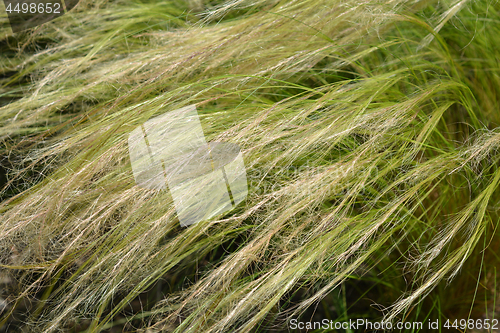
0 0 500 331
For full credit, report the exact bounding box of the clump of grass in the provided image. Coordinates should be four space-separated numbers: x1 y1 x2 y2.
1 0 500 331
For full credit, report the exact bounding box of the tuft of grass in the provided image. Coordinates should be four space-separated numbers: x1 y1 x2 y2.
1 0 500 331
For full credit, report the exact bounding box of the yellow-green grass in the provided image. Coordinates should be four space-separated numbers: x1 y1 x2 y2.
0 0 499 331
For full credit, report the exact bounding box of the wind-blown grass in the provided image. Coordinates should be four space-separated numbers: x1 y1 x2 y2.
0 0 500 331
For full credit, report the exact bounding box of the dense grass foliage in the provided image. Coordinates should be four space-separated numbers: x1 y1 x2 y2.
1 0 500 331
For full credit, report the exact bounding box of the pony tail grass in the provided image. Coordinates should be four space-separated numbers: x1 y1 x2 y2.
1 0 500 331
